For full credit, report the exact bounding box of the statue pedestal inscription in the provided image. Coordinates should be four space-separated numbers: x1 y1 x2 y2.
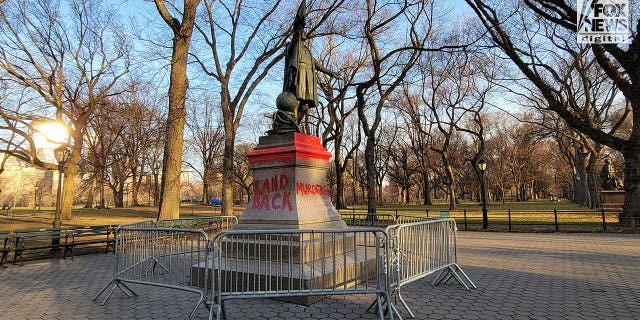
234 132 347 230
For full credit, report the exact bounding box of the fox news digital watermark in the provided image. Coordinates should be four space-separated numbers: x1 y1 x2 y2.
577 0 630 44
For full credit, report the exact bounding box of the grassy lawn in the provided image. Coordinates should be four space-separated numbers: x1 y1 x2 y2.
344 198 585 214
0 199 630 233
338 199 630 233
0 204 239 233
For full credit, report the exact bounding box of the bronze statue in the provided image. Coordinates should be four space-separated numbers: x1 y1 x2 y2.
600 158 623 190
269 0 337 135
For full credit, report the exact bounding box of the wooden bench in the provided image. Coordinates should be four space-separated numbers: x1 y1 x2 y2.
1 231 11 266
13 228 70 264
63 225 114 259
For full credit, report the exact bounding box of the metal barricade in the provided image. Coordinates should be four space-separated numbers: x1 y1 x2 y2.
386 218 476 318
395 215 438 224
341 213 397 228
118 219 156 228
209 228 394 320
156 216 238 238
94 228 210 319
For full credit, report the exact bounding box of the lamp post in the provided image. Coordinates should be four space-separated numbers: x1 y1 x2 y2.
478 160 488 230
32 186 39 216
153 161 160 207
53 145 71 231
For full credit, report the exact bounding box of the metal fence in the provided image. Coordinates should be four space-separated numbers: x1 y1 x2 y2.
118 219 156 228
449 209 622 232
93 216 475 320
94 217 238 319
354 208 633 232
340 213 398 228
93 228 211 319
156 216 239 238
395 215 438 224
94 227 211 318
386 218 476 318
208 228 393 320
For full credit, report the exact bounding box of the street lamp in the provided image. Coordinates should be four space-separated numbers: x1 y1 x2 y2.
153 161 161 206
32 186 39 216
53 145 72 231
478 160 488 230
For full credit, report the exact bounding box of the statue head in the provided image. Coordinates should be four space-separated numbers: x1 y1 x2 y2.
294 0 307 30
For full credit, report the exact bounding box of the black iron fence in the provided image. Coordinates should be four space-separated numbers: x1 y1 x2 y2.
343 208 638 232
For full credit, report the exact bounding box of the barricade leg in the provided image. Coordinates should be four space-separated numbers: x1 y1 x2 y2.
432 264 476 290
93 278 137 305
394 288 413 319
366 292 402 320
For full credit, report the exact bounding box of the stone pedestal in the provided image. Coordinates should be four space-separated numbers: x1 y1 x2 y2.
601 190 625 210
234 132 347 230
193 133 376 306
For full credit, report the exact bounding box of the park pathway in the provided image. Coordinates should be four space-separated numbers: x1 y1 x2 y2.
1 232 639 319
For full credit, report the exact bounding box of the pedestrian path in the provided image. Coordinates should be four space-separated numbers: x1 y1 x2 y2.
1 232 638 319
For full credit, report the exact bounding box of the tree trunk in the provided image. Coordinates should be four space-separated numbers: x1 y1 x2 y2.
365 135 377 216
84 175 96 208
221 130 235 215
153 172 160 206
158 34 191 220
351 177 357 207
335 157 347 209
377 179 384 206
586 154 601 209
444 161 456 210
575 150 590 207
404 183 411 204
60 133 85 220
99 169 106 209
155 0 199 220
422 174 432 205
132 171 140 206
622 147 640 227
61 158 78 221
113 185 124 208
131 170 142 207
203 180 210 203
572 171 580 203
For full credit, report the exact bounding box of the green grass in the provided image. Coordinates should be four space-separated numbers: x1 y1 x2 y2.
337 199 634 233
1 200 632 233
0 205 239 233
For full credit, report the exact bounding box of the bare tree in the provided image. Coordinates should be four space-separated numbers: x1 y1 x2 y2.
154 0 200 220
466 0 640 225
0 0 129 222
399 87 435 205
353 0 436 216
413 44 478 210
185 99 224 203
233 143 255 204
84 99 123 208
385 129 416 205
118 81 165 207
313 34 365 209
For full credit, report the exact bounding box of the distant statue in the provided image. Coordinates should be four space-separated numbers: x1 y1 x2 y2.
268 0 338 135
600 158 623 190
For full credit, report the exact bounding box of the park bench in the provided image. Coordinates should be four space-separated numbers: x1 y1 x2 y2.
63 225 115 259
13 228 70 264
1 231 11 266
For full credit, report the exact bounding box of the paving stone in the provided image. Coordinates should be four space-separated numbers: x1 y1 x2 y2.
0 232 638 319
